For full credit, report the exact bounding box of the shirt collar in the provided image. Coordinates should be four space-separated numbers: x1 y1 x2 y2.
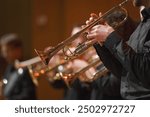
141 8 150 22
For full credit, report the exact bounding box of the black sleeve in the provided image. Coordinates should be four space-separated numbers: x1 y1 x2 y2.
3 71 21 98
93 43 122 79
101 74 121 98
91 73 122 100
104 31 150 85
10 68 36 100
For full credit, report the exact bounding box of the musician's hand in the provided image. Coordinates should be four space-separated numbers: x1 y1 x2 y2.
87 24 114 44
85 12 105 26
86 13 99 25
85 12 114 44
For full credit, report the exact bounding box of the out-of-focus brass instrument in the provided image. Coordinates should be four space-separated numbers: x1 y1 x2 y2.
14 57 41 85
15 55 74 86
59 57 105 88
35 0 129 65
92 67 109 81
28 59 72 85
59 59 109 88
15 56 41 68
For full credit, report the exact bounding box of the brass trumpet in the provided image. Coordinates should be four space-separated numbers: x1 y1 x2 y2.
35 0 129 65
92 67 109 81
59 60 110 88
28 58 71 85
59 57 103 88
15 54 76 86
15 56 41 68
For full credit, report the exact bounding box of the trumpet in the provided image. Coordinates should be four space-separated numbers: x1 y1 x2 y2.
15 56 41 68
92 67 109 81
15 54 75 86
59 57 103 88
28 58 71 85
35 0 129 65
59 61 110 88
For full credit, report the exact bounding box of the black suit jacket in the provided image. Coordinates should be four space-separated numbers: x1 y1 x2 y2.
3 64 36 100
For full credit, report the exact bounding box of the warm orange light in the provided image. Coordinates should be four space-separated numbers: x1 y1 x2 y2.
34 72 39 77
40 69 45 74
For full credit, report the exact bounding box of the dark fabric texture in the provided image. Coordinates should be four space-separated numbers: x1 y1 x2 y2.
94 8 150 99
91 73 122 100
64 79 91 100
3 64 36 100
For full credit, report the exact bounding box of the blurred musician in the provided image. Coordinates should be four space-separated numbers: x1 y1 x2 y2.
0 34 36 100
0 45 7 99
